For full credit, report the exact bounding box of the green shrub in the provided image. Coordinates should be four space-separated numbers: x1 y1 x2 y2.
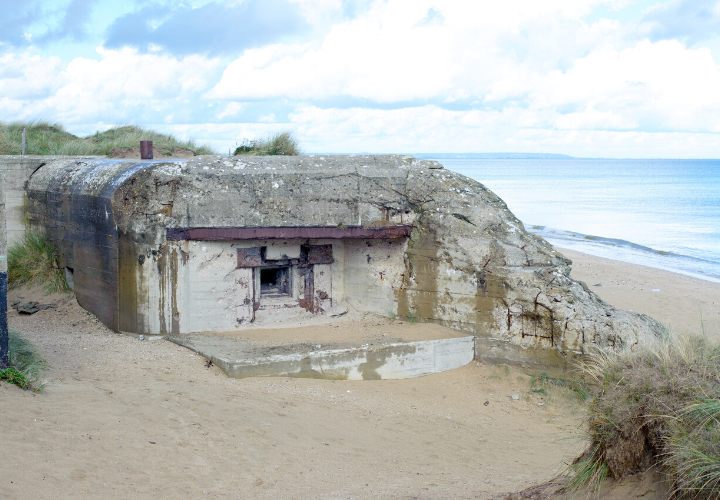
0 368 31 389
8 231 69 293
233 131 301 156
565 333 720 498
1 330 46 391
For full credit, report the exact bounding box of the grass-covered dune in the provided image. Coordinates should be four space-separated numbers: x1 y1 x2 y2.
566 333 720 498
0 122 214 156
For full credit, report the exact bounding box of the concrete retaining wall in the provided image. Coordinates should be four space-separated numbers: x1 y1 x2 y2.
0 156 104 245
170 334 476 380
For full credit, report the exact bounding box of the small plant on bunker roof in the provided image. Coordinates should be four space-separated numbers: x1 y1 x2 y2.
233 131 301 156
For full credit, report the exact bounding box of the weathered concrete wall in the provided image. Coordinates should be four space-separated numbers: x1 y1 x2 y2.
343 238 407 316
125 238 353 334
26 158 147 329
25 155 664 373
0 156 105 245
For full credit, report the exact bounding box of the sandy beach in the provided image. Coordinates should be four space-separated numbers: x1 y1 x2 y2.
561 248 720 340
1 249 718 499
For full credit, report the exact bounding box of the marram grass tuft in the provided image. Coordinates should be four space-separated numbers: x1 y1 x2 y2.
233 131 301 156
8 231 69 293
1 330 46 391
563 332 720 498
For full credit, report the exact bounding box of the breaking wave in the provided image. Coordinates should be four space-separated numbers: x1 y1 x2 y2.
529 226 720 284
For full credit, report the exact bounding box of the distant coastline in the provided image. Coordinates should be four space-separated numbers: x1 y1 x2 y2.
310 152 575 159
413 153 575 160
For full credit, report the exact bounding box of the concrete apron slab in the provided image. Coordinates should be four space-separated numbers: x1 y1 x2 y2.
167 334 475 380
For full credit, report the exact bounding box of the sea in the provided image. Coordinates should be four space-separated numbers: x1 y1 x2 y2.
427 158 720 283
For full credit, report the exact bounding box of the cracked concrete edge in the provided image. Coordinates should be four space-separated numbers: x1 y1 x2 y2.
167 335 475 380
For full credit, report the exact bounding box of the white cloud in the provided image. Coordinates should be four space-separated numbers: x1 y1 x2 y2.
217 102 246 119
208 0 616 102
283 105 720 157
0 51 66 99
3 0 720 157
60 46 218 99
0 46 219 124
206 0 720 140
514 40 720 132
289 0 344 26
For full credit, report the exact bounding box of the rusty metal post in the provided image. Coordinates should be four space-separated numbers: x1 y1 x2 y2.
140 140 153 159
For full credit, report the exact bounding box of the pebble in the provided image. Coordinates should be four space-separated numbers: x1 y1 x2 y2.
510 394 519 400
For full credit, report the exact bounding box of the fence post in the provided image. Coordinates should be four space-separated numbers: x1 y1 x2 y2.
21 128 26 156
0 174 8 368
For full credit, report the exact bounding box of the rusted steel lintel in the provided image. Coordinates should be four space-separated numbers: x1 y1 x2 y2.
167 225 413 241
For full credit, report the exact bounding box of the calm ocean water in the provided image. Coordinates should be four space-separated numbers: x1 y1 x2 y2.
432 159 720 283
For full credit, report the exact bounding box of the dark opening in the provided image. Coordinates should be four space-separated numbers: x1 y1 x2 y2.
260 267 291 297
65 267 75 291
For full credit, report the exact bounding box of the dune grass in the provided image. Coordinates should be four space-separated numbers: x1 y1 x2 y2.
0 330 46 391
8 231 69 293
0 122 214 156
233 131 301 156
529 371 591 402
564 332 720 498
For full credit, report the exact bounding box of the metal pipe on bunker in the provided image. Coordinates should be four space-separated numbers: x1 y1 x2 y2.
140 140 153 160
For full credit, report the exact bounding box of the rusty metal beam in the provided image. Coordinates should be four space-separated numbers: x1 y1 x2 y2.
167 225 413 241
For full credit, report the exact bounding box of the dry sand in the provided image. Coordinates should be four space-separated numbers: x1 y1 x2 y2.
0 294 584 500
2 249 718 499
561 248 720 340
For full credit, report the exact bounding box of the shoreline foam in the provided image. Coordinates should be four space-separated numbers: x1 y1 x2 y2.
533 226 720 284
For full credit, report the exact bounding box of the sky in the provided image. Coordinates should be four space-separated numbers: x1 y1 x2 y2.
2 0 720 157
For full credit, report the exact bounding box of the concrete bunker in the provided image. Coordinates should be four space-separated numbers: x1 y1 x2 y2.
23 154 663 375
